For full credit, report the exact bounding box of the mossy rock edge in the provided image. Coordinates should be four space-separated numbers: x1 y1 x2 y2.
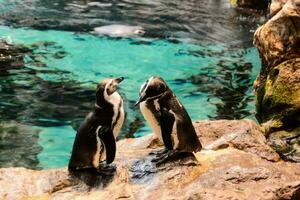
256 58 300 162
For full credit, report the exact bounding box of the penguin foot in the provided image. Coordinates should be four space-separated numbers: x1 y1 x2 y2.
97 162 116 176
149 148 169 156
153 151 196 166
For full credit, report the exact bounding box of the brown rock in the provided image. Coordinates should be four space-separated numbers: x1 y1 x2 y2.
253 0 300 162
194 119 280 162
268 127 300 162
253 0 300 89
256 58 300 125
2 120 300 200
270 0 288 16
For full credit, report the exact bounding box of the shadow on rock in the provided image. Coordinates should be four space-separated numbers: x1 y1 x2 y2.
68 164 116 188
130 149 199 183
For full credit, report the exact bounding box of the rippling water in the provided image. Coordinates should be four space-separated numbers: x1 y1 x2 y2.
0 0 264 169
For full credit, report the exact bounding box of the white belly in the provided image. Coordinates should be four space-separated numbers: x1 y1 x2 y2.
113 99 125 138
93 126 104 168
140 101 163 142
106 91 125 138
140 104 179 149
169 110 179 149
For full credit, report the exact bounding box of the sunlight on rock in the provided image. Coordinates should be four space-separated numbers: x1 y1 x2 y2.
193 148 232 164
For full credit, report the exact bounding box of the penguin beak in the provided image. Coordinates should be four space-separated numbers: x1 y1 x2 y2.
134 95 146 107
114 77 124 84
134 100 141 107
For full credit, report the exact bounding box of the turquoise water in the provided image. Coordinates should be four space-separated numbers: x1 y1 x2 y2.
0 26 260 168
0 0 264 169
36 126 75 168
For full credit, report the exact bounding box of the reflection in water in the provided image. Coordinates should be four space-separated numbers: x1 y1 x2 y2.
189 60 253 119
0 0 265 45
175 47 256 120
0 41 91 127
0 41 141 130
0 40 31 73
0 122 41 169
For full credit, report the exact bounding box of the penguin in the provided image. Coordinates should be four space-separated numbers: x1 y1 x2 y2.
135 76 202 161
68 77 125 171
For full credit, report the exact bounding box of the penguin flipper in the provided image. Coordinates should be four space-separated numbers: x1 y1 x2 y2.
160 109 175 150
97 126 116 164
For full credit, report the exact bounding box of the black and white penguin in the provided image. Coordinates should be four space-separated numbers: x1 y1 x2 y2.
68 77 125 171
135 76 202 158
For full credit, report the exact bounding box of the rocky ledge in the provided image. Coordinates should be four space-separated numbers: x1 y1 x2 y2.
1 120 300 200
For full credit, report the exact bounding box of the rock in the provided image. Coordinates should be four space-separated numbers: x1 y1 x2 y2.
268 128 300 162
0 40 31 73
256 59 300 125
253 0 300 88
92 25 145 38
253 0 300 162
194 119 280 162
269 0 288 16
2 120 300 200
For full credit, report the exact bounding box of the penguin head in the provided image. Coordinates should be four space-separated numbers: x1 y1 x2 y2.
96 77 124 98
135 76 167 106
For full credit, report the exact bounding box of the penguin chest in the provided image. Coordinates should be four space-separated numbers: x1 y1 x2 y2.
169 110 180 149
106 92 124 138
93 128 105 168
112 99 125 138
140 101 163 142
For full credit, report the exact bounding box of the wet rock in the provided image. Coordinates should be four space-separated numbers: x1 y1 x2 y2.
0 40 31 73
268 128 300 162
253 0 300 162
2 120 300 200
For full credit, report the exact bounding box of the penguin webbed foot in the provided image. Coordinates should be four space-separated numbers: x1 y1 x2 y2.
149 148 169 156
152 150 196 166
97 161 116 176
151 150 173 165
